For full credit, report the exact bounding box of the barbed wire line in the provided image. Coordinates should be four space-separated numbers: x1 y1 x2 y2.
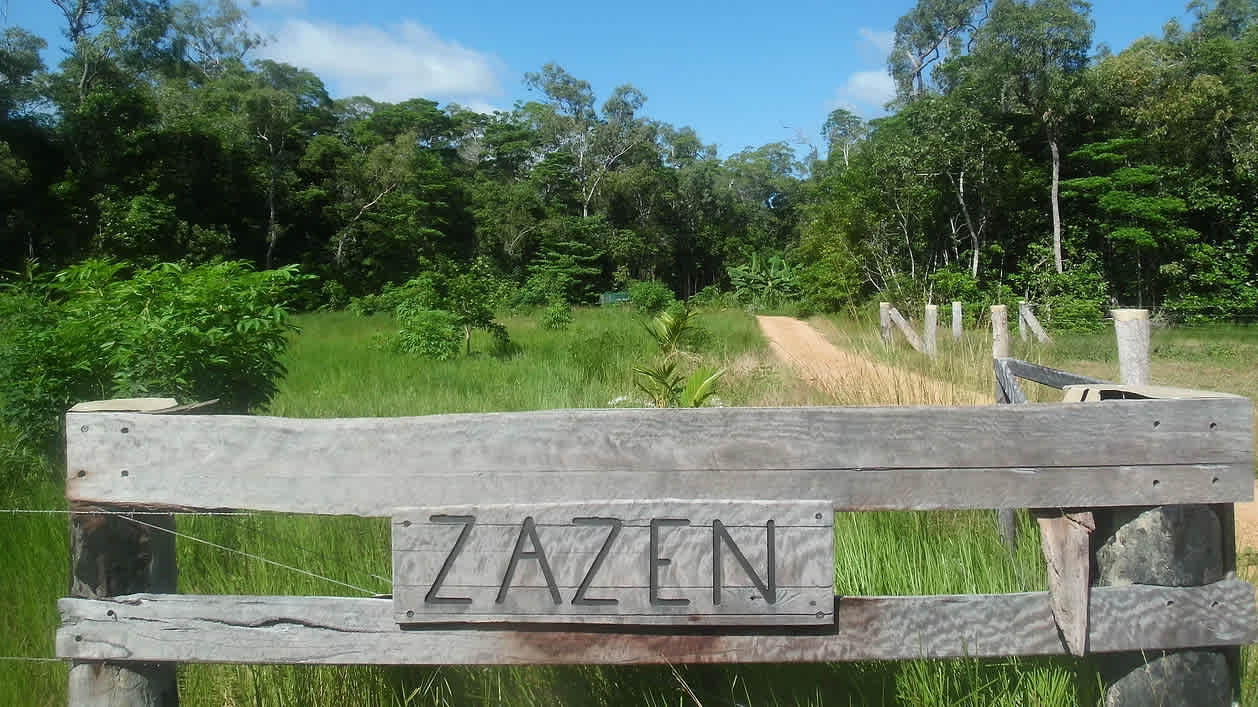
121 514 380 596
1 508 254 516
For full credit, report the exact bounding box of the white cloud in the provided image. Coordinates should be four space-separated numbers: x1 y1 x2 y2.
259 19 502 103
829 70 896 115
859 27 896 57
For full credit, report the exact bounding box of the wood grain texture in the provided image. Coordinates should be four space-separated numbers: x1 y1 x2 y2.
991 305 1010 359
57 580 1258 665
993 359 1028 405
924 305 938 357
879 302 891 345
951 301 962 341
888 307 926 353
1113 309 1151 386
1019 303 1053 344
1034 510 1094 656
64 400 1254 515
392 501 833 625
1001 359 1105 390
1018 301 1029 342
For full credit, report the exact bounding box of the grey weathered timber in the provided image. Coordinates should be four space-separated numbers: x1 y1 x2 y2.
990 305 1010 360
64 400 1254 515
1112 309 1150 386
392 501 833 625
924 304 938 357
879 301 891 345
1032 509 1094 656
68 400 179 707
990 321 1019 554
951 301 962 340
1018 301 1028 342
57 580 1258 665
1094 322 1234 706
887 306 925 352
1019 302 1053 344
993 359 1028 405
1001 359 1105 390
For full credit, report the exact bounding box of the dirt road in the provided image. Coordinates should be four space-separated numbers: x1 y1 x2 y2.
755 315 987 406
757 314 1258 554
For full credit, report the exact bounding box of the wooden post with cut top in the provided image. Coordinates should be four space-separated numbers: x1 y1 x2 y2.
951 301 962 341
990 305 1017 552
879 302 891 346
1018 301 1028 342
1093 309 1234 705
66 398 214 707
923 304 938 358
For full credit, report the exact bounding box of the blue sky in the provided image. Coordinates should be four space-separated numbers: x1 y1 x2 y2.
7 0 1196 157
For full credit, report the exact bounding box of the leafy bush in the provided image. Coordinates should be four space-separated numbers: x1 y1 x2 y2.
392 307 462 359
689 285 740 310
540 299 573 330
627 279 676 314
370 260 512 355
0 260 300 451
728 253 802 308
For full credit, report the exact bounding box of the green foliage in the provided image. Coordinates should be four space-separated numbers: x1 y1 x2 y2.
539 299 573 330
372 260 511 355
727 253 802 308
626 279 675 314
0 259 299 450
632 361 725 408
641 305 704 358
390 307 462 360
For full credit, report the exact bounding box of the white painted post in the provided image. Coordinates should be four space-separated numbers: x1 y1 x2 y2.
924 305 938 358
951 301 962 341
1112 309 1150 385
1017 301 1028 342
879 302 891 346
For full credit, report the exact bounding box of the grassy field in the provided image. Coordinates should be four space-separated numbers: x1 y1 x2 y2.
3 304 1252 705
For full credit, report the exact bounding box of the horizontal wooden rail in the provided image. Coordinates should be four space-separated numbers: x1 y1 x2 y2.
65 400 1254 515
57 579 1258 665
998 358 1105 389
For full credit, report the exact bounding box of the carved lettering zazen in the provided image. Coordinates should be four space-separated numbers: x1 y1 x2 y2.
392 502 834 626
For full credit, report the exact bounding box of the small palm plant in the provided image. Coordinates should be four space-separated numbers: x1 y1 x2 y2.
633 362 725 408
641 304 700 358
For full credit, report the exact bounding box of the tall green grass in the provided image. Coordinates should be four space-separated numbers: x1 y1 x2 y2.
10 305 1221 705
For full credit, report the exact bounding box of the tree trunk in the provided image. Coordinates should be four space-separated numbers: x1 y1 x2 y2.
265 170 278 269
1048 132 1063 274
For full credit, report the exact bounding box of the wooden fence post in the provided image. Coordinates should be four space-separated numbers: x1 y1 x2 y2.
68 399 187 707
879 302 891 346
1018 301 1028 342
951 301 962 341
989 305 1017 552
1093 310 1233 705
1112 309 1149 385
924 304 937 358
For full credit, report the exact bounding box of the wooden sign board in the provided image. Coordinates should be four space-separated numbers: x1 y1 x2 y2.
393 501 834 626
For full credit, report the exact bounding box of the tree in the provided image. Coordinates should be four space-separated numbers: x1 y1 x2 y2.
889 0 987 98
821 108 867 167
969 0 1094 273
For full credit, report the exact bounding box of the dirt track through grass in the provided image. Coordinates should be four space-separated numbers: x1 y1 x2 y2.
756 315 987 406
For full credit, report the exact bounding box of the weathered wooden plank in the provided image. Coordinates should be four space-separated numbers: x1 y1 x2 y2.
1113 309 1151 386
63 400 1254 515
1001 359 1105 390
69 398 177 413
1019 302 1053 344
392 501 833 625
1033 510 1094 656
993 359 1028 405
951 301 962 340
887 307 926 353
57 580 1258 665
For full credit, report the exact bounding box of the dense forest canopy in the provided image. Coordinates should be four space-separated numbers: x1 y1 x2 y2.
2 0 1257 322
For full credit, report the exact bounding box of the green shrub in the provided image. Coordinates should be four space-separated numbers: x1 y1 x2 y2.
540 299 573 330
627 279 676 314
0 259 300 451
392 307 462 360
